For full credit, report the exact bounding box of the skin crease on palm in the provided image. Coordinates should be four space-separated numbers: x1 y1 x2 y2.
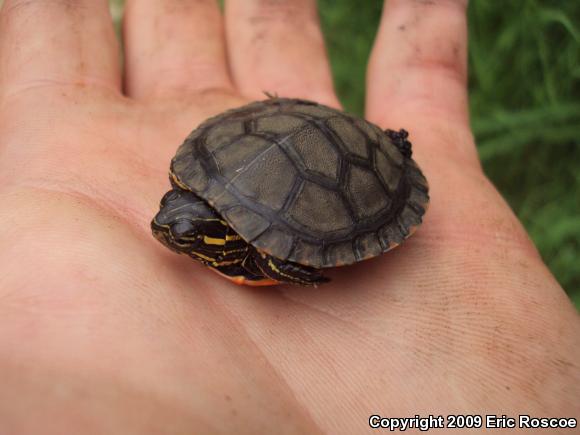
0 0 578 433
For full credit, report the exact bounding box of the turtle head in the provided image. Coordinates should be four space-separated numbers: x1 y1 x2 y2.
151 188 218 255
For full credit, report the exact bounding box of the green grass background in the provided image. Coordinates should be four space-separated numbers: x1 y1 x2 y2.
110 0 579 310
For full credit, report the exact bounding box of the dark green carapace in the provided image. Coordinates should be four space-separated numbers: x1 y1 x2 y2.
152 98 429 286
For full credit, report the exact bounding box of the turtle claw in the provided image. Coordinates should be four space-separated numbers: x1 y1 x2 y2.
385 128 412 158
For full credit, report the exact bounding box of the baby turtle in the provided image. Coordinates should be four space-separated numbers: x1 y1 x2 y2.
152 98 429 286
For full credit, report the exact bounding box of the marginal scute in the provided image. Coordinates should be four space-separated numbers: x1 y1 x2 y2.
327 116 368 158
223 206 270 241
406 160 429 192
253 227 294 261
292 124 341 180
355 232 383 260
399 204 423 230
408 182 430 211
292 104 340 119
180 128 204 149
171 155 208 192
378 135 404 167
347 165 391 219
225 101 279 120
204 120 245 152
375 148 402 192
291 239 324 268
288 181 352 233
353 118 382 143
325 241 356 266
378 220 406 249
396 216 410 238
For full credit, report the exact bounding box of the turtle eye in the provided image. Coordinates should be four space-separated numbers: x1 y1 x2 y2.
170 220 198 241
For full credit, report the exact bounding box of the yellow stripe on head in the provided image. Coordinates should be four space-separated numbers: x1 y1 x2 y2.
192 252 216 262
203 236 226 246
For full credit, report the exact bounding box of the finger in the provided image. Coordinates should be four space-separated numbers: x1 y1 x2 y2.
366 0 469 128
123 0 232 99
0 0 121 97
225 0 338 106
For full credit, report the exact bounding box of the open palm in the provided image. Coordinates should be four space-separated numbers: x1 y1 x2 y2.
0 1 578 433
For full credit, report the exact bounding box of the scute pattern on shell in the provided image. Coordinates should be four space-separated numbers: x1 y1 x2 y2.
171 98 429 268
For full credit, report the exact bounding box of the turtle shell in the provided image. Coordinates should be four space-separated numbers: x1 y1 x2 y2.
171 98 429 268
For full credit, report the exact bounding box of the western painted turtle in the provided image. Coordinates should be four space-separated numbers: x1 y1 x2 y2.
151 98 429 286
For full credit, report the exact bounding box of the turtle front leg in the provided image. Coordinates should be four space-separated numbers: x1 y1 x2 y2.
250 249 330 287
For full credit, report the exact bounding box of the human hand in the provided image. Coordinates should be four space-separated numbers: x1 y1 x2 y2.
0 1 578 434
